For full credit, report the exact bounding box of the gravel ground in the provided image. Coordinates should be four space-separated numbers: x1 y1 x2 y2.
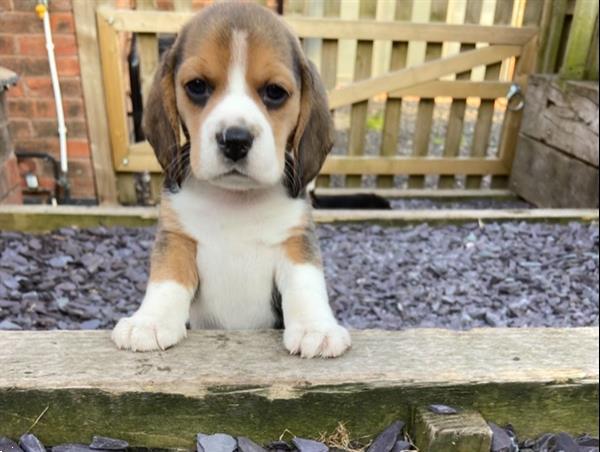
0 221 597 331
2 417 598 451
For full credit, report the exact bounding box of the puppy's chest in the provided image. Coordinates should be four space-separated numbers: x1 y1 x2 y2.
169 186 306 329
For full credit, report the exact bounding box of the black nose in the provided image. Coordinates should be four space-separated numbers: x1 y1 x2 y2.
216 127 254 162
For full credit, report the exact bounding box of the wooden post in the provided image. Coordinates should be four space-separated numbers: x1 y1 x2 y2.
346 0 376 188
73 0 119 205
559 0 599 79
378 0 413 189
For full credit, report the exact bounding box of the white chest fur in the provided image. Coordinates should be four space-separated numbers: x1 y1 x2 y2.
170 181 307 329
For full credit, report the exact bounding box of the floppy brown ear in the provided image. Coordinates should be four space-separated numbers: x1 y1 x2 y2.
143 47 186 189
290 57 334 196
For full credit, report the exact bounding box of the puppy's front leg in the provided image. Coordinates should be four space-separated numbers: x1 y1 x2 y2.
112 225 198 352
277 225 351 358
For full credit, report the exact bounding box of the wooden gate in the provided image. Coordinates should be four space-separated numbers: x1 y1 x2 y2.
91 0 541 198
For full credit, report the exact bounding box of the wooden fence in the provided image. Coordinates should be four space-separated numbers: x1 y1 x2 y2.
75 0 547 203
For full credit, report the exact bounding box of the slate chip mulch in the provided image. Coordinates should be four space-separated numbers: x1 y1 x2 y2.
0 221 598 331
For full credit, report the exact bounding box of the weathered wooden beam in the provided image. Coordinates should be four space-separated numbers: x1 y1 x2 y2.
0 205 598 232
0 328 597 448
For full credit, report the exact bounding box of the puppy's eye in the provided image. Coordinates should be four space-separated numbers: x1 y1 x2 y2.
261 84 289 109
185 79 211 104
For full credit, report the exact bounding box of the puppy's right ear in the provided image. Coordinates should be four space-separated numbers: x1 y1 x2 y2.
143 47 185 188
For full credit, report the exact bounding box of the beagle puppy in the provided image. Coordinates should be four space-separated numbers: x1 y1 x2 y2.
111 2 351 358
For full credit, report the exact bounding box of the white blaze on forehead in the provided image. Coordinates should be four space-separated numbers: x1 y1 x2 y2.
228 30 248 95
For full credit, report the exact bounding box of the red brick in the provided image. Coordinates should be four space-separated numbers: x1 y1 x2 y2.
24 57 51 76
7 98 34 117
65 118 87 138
0 55 24 73
5 81 24 97
15 137 59 154
0 185 23 204
0 0 13 13
0 12 43 33
155 0 173 10
34 98 57 118
50 12 74 33
8 119 32 139
0 35 16 55
32 118 58 137
49 0 72 11
67 158 97 199
16 35 46 56
53 35 77 56
10 0 38 11
58 77 82 98
63 98 83 118
25 76 53 97
67 139 90 158
56 55 79 76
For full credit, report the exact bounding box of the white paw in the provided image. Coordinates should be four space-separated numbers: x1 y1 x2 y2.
111 313 187 352
284 323 351 358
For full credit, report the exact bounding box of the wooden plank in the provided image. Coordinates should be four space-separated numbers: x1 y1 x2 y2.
313 188 516 199
559 0 599 79
509 134 599 208
315 0 340 189
97 8 131 170
389 80 512 99
378 0 413 188
0 328 597 447
320 156 506 176
329 45 522 109
538 0 568 73
137 0 159 106
409 0 449 189
98 7 538 44
585 15 599 80
413 408 492 452
497 35 539 174
346 0 376 188
72 0 118 205
467 0 514 189
439 0 483 189
1 204 598 232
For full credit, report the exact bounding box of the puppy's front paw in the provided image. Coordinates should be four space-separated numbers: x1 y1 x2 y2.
284 323 351 358
111 313 187 352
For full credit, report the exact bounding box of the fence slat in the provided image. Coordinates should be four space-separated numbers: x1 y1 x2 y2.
438 0 483 189
137 0 159 106
346 0 377 188
316 0 340 188
409 0 449 189
559 0 599 79
467 0 515 189
378 0 413 188
538 0 568 73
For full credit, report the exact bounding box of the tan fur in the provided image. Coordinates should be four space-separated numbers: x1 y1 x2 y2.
149 198 199 290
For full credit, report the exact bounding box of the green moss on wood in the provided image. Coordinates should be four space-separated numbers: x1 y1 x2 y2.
0 382 597 449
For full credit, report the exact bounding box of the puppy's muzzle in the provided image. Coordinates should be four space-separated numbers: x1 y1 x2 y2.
216 126 254 162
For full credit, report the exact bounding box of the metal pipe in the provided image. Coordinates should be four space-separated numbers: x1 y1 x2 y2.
36 1 68 175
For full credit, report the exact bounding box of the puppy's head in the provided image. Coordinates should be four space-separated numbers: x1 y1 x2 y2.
144 3 333 196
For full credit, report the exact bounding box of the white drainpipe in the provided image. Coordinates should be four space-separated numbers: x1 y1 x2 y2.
36 1 68 175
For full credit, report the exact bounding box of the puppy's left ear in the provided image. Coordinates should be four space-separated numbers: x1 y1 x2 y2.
290 56 334 197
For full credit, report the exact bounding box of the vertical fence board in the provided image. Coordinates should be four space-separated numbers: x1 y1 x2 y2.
316 0 341 188
73 0 119 204
378 0 413 188
560 0 599 79
538 0 568 73
468 0 515 189
438 0 482 189
408 0 448 189
346 0 377 188
137 0 159 106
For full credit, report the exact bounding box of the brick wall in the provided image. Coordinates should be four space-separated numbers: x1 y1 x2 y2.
0 0 96 202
